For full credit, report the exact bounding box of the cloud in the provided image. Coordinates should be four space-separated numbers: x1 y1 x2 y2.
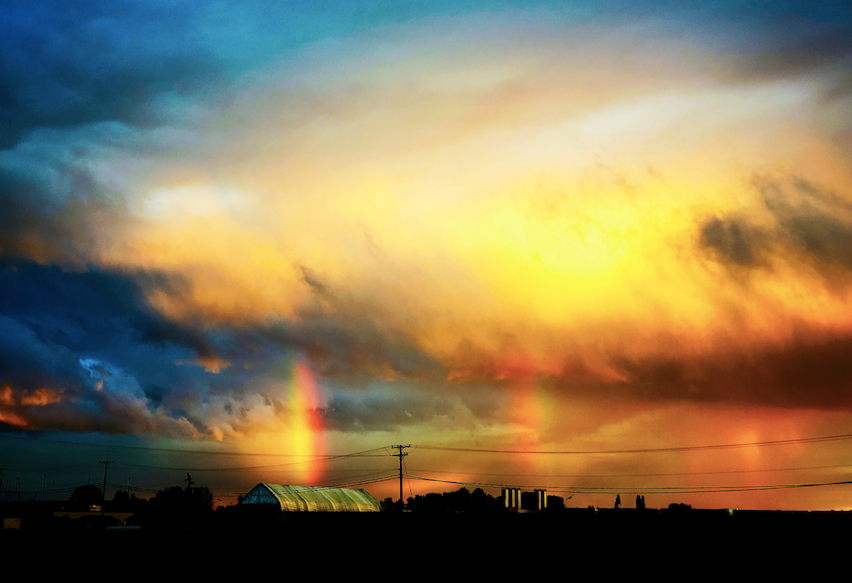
0 122 148 264
0 258 216 358
700 216 766 267
321 394 454 432
230 317 447 382
436 321 852 412
2 1 852 449
0 259 222 435
0 258 452 437
609 326 852 409
0 1 225 149
699 177 852 285
764 179 852 273
713 11 852 100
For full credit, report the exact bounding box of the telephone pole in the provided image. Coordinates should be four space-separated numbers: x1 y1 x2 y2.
390 445 410 509
99 460 113 515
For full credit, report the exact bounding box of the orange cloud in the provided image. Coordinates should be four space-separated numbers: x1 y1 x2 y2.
0 410 27 428
19 388 63 406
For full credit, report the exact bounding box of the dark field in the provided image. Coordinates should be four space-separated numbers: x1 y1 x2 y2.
3 507 846 575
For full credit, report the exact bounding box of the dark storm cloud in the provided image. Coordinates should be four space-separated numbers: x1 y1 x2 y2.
299 265 335 302
762 179 852 273
750 23 852 80
608 328 852 410
710 6 852 99
0 315 86 394
0 1 244 265
0 258 224 434
0 257 448 436
239 317 446 381
0 0 224 148
0 121 143 265
700 217 765 267
699 178 852 282
321 394 453 432
0 258 216 359
0 164 90 262
269 266 443 380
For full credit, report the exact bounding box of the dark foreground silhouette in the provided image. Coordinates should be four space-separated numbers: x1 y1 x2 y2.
2 502 847 572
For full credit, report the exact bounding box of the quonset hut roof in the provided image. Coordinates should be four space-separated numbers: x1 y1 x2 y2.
241 483 383 512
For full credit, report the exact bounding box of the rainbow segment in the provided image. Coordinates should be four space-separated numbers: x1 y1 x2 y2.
285 361 326 484
506 369 557 476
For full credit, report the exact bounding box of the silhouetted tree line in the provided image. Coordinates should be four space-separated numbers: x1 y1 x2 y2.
68 483 213 515
401 487 502 513
150 485 214 515
381 487 563 513
69 484 104 508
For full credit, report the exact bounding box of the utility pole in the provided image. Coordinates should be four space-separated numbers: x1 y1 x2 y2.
390 445 410 509
99 460 113 515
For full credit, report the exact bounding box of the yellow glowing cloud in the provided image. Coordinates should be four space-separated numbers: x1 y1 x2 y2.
82 17 852 386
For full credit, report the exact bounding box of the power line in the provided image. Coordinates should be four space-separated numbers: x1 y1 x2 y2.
0 432 389 458
8 434 852 504
318 474 399 489
114 450 389 472
404 463 852 479
404 474 852 495
418 432 852 455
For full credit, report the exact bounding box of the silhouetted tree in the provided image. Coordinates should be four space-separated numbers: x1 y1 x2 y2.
152 484 213 515
153 485 185 512
668 502 692 512
445 487 471 512
70 484 103 507
636 495 646 510
112 489 131 510
470 488 500 512
547 495 565 510
188 486 213 511
614 494 621 509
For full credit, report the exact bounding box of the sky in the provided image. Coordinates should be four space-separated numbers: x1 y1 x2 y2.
2 0 852 510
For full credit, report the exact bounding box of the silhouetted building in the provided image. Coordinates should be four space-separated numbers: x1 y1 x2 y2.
240 483 382 512
502 488 520 510
502 488 548 511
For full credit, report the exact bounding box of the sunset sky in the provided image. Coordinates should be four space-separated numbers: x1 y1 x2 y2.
3 1 852 510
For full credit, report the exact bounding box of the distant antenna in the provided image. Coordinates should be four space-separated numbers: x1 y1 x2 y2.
390 445 410 508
